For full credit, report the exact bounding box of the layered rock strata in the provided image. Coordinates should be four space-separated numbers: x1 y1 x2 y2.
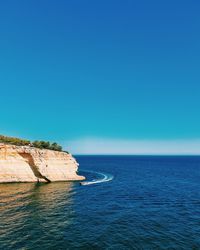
0 144 85 183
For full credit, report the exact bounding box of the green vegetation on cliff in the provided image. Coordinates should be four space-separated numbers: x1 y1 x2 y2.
0 135 30 146
32 141 62 151
0 135 63 152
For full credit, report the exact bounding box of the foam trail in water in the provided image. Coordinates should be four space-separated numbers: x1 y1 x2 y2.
80 170 113 186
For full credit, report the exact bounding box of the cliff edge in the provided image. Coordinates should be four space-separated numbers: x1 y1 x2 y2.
0 144 85 183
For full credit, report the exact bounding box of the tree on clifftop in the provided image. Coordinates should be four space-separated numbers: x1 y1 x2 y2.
32 140 62 151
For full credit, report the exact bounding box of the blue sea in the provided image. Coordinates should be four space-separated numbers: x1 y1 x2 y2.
1 156 200 249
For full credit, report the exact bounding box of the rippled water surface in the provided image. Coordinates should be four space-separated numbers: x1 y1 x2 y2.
1 156 200 249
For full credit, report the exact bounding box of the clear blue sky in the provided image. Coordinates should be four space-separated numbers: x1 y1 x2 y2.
0 1 200 153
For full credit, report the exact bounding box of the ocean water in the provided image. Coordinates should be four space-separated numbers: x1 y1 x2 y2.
1 156 200 249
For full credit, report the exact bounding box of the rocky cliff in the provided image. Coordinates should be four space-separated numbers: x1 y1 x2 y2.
0 144 85 183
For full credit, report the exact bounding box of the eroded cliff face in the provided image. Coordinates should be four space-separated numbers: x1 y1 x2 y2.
0 144 85 183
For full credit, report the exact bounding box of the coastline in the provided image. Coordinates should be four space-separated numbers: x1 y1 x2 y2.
0 143 85 183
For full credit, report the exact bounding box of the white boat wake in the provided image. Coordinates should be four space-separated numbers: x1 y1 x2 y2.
80 170 113 186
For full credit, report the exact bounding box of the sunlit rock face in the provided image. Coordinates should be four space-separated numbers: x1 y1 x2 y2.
0 144 85 183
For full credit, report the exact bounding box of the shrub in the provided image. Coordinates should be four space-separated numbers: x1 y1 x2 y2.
0 135 30 146
0 135 63 152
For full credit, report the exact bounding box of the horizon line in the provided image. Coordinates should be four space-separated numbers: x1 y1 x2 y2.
65 138 200 155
